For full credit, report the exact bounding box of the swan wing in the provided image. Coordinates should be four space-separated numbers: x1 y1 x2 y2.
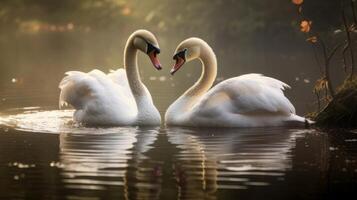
108 68 129 87
107 68 133 99
192 74 295 116
59 70 99 109
59 69 135 110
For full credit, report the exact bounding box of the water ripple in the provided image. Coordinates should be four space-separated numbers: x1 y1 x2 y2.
167 127 302 198
0 107 136 134
1 107 354 199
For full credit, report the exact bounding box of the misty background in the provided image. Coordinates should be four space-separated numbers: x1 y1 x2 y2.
0 0 345 115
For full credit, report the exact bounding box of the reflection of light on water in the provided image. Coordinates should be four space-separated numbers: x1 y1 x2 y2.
7 162 36 169
0 107 335 199
59 128 160 199
0 107 163 198
0 107 136 134
149 76 167 82
59 131 137 191
0 107 74 133
168 127 304 199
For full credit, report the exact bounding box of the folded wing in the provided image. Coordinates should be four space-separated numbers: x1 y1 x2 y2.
193 74 295 116
59 69 135 111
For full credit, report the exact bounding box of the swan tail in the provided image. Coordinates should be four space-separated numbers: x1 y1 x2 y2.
283 114 314 128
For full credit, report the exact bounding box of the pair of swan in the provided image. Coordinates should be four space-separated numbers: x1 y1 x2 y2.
59 30 307 127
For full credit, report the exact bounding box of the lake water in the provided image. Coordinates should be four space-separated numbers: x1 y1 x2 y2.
0 107 356 199
0 0 354 199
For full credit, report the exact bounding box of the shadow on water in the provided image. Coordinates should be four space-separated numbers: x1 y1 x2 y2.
0 107 356 199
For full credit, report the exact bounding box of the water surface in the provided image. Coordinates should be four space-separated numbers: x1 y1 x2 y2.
0 107 357 199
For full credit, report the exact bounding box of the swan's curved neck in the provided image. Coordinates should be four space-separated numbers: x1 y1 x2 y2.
124 38 146 98
184 44 217 98
166 42 217 122
124 36 159 124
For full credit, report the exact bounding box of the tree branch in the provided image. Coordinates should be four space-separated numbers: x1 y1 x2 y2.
319 40 335 97
342 4 355 80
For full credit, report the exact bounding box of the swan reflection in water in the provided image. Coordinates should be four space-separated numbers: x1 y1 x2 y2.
167 127 323 199
0 108 332 199
59 127 161 200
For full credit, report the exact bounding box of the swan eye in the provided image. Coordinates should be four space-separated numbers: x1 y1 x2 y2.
173 49 187 60
147 42 160 54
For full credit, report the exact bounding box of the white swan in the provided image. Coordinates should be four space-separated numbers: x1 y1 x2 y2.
59 30 162 126
165 38 308 127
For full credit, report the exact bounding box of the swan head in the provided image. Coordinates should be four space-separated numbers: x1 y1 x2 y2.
171 37 204 75
131 29 162 70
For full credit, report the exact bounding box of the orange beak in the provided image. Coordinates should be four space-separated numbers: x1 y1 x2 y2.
148 51 162 70
170 57 185 75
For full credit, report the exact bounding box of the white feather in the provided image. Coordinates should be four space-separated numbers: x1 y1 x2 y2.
59 69 138 125
165 38 309 127
170 74 306 127
59 30 162 126
195 74 295 115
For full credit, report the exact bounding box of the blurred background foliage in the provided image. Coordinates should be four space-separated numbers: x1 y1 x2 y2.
0 0 344 114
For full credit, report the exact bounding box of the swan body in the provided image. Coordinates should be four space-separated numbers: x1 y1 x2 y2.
165 38 308 127
59 30 161 126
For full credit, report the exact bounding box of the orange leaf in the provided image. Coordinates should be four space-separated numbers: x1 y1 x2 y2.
121 6 131 16
314 77 328 92
292 0 304 5
300 20 312 33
